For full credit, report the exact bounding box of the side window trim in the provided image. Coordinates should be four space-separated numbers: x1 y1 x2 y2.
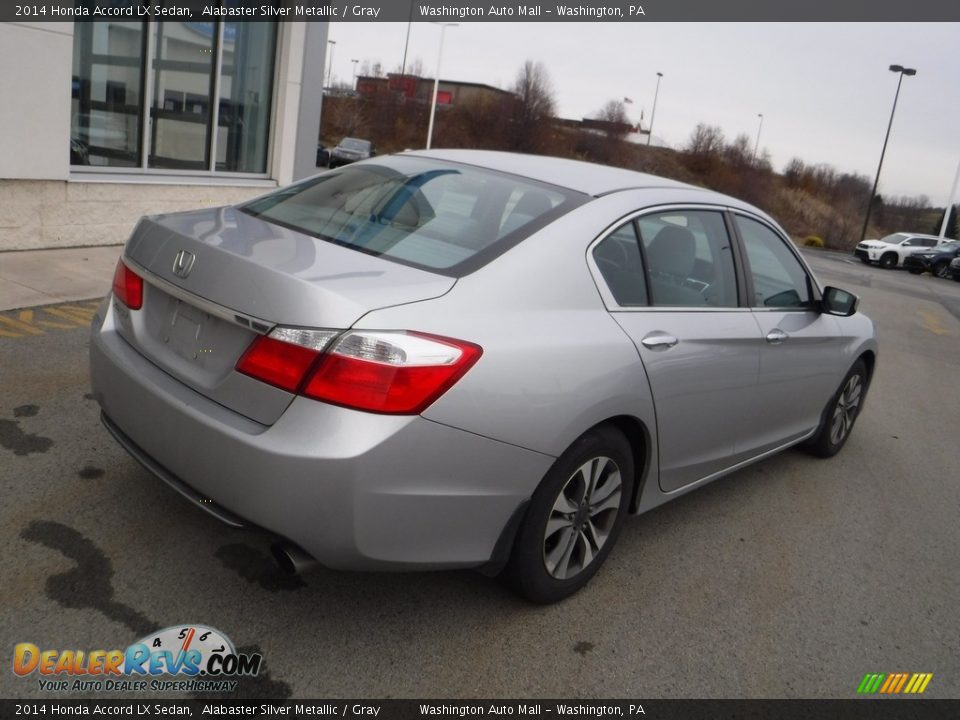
721 210 750 309
727 209 823 311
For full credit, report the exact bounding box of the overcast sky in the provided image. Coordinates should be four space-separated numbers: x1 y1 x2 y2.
325 22 960 206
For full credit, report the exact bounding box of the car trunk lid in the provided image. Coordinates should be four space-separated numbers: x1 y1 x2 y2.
116 206 455 425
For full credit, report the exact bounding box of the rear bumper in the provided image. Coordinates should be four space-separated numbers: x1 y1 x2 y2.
90 298 552 570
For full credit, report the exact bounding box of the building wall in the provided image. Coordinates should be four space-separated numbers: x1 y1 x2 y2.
0 21 325 252
0 23 74 181
0 179 271 251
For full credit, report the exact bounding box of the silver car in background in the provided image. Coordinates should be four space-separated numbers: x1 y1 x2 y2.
90 150 877 603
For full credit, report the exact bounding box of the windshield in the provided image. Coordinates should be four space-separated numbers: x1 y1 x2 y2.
241 156 584 276
340 138 370 152
879 233 908 243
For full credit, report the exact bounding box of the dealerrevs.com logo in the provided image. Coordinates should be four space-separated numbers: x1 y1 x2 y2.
13 625 262 693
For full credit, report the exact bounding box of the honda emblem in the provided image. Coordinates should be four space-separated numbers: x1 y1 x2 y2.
172 250 195 279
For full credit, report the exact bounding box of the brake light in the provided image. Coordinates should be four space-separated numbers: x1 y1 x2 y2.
112 259 143 310
235 329 482 414
236 336 322 393
305 332 483 414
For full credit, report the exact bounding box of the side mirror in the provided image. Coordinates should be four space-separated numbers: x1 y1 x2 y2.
822 286 859 317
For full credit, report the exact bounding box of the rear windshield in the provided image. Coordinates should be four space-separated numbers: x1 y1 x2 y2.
241 155 584 276
340 138 370 151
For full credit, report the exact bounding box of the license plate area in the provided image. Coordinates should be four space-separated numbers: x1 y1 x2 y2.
166 301 212 367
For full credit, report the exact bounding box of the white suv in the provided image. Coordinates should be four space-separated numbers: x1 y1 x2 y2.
854 232 944 269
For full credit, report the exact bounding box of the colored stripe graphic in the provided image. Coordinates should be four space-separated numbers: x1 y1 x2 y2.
857 673 932 695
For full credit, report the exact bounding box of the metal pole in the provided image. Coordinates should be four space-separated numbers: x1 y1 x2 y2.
753 113 764 158
400 1 414 77
426 24 456 149
326 40 336 89
351 59 359 88
860 69 908 243
647 72 662 146
939 157 960 238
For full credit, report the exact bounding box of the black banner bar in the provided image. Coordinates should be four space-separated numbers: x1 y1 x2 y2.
2 700 960 719
3 0 960 23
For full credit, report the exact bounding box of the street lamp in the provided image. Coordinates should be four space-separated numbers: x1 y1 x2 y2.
939 157 960 238
325 40 336 89
425 22 457 150
860 64 917 242
646 72 663 146
753 113 764 158
351 58 359 88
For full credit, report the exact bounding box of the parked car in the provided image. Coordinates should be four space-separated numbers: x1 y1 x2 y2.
90 150 877 603
903 240 960 278
854 232 943 269
950 256 960 282
328 137 375 168
316 143 330 168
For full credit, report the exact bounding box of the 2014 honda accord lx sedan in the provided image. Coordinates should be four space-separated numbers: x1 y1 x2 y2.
90 150 878 603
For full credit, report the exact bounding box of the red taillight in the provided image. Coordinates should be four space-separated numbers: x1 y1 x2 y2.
235 329 482 414
112 259 143 310
235 336 322 393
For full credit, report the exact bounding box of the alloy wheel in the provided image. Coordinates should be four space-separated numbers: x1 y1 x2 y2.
830 374 863 446
542 456 622 580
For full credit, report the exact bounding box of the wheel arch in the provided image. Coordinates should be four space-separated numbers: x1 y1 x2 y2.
858 349 877 393
594 415 653 514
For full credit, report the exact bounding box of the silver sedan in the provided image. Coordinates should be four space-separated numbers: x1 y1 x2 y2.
90 150 877 603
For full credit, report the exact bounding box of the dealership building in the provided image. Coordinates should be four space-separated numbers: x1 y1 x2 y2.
0 19 329 251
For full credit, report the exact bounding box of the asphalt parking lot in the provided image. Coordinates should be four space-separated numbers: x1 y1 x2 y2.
1 249 958 699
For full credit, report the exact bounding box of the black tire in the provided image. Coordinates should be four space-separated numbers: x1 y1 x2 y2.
933 261 950 279
803 360 868 458
504 425 635 604
879 253 898 270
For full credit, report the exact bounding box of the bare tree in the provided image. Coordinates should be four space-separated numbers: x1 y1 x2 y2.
594 100 630 138
686 123 725 157
509 60 557 153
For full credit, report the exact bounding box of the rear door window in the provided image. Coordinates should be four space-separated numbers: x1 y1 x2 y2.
592 222 648 306
635 210 739 308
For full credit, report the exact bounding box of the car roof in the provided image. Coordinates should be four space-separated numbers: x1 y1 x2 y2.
404 149 699 198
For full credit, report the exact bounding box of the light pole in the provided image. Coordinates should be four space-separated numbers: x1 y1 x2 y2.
646 71 663 146
860 64 916 242
939 158 960 238
325 40 336 89
753 113 764 158
351 58 359 89
426 22 457 150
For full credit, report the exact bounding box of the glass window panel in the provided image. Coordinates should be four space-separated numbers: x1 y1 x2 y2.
71 21 145 167
243 157 576 274
149 18 215 169
637 211 739 308
593 223 648 306
735 215 813 308
216 21 277 173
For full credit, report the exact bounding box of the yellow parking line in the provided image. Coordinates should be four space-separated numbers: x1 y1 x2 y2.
0 300 102 340
917 309 951 336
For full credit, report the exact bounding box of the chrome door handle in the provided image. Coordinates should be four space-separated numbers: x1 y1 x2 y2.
641 332 679 350
765 329 789 344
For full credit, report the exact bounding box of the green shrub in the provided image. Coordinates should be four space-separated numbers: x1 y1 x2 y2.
804 235 825 248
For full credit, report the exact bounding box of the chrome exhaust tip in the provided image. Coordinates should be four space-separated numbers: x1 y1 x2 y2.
271 541 317 575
